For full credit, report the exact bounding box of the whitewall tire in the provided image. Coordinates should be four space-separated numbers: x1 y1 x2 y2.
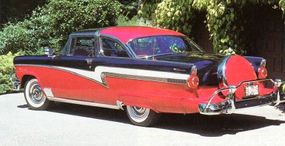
126 106 159 127
24 78 50 110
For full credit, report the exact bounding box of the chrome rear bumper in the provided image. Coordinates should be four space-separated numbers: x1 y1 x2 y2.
199 79 285 115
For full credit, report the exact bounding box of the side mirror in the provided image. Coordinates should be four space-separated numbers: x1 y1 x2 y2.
44 47 55 57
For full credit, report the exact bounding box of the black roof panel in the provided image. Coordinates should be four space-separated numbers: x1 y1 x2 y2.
70 28 100 36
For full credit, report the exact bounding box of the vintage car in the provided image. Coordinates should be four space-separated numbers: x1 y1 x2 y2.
14 26 284 126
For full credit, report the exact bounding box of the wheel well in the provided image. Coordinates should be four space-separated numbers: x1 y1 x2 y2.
21 75 36 88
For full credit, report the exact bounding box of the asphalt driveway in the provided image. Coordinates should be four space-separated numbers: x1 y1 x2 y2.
1 93 285 146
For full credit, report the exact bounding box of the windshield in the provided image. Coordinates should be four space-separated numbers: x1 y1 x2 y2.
128 35 204 58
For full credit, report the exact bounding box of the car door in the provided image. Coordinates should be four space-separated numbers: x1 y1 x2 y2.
48 35 100 102
86 36 135 104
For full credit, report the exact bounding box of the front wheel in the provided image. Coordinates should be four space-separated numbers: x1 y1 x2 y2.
126 106 159 127
24 78 50 110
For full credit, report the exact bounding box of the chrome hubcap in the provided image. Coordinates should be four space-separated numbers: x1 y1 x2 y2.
133 107 146 115
29 84 45 104
127 106 150 123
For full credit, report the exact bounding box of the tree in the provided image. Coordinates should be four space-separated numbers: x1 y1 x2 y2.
0 0 122 54
0 0 47 27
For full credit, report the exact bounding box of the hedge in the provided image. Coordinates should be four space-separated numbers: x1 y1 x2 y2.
0 52 19 94
0 0 122 94
0 0 122 55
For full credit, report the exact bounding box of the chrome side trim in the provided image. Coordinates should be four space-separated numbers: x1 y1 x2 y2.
104 72 187 85
47 96 122 110
15 64 189 87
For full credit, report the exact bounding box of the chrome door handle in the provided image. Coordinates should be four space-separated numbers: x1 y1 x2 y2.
85 59 93 65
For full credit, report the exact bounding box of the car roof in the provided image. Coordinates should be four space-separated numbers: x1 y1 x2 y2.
71 26 185 43
99 26 185 43
70 29 99 36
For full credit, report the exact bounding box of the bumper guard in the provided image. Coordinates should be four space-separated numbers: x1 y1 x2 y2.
199 79 285 115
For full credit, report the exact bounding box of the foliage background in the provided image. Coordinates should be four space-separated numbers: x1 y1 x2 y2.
0 0 47 27
153 0 285 53
1 0 285 94
0 0 121 55
0 53 19 94
0 0 122 94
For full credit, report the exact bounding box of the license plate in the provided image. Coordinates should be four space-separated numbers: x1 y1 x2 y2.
245 85 259 96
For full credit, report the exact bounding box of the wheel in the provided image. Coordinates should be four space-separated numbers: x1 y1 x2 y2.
126 106 160 127
24 78 50 110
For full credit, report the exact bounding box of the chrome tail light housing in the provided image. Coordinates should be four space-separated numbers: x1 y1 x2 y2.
187 66 199 89
258 59 268 79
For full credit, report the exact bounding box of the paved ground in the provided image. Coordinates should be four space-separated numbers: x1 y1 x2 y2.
1 93 285 146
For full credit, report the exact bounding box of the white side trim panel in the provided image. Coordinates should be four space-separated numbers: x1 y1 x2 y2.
95 66 189 83
56 66 189 83
16 64 189 84
56 66 99 81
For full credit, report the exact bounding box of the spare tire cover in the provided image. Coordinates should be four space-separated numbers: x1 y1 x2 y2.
218 55 257 100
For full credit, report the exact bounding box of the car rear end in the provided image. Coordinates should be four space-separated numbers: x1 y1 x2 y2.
195 55 284 115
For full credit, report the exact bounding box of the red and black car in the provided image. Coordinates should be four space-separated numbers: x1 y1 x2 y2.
14 26 284 126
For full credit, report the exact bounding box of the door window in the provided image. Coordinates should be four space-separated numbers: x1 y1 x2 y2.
70 37 97 56
101 38 129 57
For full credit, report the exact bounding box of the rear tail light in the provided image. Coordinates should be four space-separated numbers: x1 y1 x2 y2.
258 59 268 79
187 66 199 89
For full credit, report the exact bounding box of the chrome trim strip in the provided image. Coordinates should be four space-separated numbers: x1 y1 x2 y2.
104 72 187 84
15 64 189 86
47 96 121 110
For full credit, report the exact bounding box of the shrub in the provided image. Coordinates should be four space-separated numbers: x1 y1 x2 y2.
138 0 161 21
119 0 139 18
0 0 122 55
117 15 152 26
0 0 122 94
155 0 195 35
0 52 19 94
0 23 31 54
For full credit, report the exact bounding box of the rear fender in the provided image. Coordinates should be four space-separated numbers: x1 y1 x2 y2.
118 95 155 111
244 56 265 73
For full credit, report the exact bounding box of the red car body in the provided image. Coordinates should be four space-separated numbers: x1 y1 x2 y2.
14 26 284 126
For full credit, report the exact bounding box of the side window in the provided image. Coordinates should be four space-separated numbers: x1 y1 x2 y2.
101 38 129 58
70 37 97 56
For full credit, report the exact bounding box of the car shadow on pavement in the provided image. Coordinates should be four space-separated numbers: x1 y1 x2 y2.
18 102 130 124
157 113 285 136
18 103 285 137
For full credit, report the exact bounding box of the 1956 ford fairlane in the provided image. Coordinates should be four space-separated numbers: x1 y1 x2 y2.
14 26 284 126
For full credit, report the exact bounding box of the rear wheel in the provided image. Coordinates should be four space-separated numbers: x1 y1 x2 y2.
24 78 50 110
126 106 159 127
